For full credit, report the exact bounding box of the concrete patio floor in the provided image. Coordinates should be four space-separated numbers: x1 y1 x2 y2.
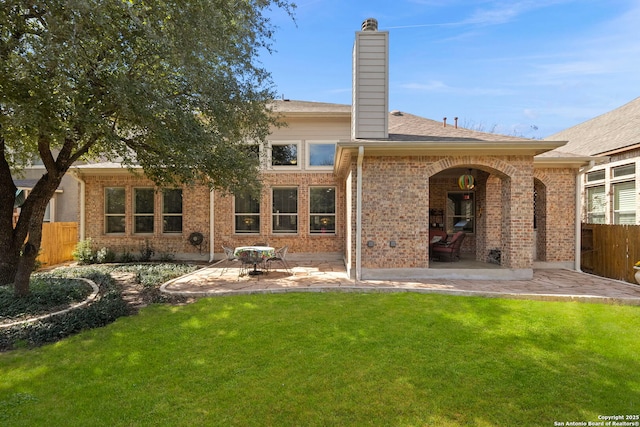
161 259 640 305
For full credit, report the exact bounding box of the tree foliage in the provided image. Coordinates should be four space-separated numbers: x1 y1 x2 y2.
0 0 295 295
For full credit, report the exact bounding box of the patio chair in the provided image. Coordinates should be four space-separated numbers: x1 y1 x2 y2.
236 249 260 280
431 231 465 262
266 246 292 275
220 246 238 276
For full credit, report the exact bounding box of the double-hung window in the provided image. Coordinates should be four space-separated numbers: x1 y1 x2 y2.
586 186 606 224
105 187 126 233
162 189 183 233
613 181 636 224
309 187 335 234
235 192 260 234
272 188 298 233
134 188 155 233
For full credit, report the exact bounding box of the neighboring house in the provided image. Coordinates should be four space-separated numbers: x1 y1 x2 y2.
12 166 79 224
544 97 640 225
72 19 595 281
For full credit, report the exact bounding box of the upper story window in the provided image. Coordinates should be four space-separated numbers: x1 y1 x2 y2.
235 192 260 234
134 188 155 234
271 142 299 168
307 141 336 169
105 187 126 234
446 192 475 234
162 189 183 233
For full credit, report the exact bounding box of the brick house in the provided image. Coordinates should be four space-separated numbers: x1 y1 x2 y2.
72 19 594 280
544 97 640 226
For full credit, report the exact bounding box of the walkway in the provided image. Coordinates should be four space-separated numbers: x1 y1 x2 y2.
161 260 640 305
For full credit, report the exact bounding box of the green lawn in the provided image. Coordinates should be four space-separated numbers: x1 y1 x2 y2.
1 292 639 426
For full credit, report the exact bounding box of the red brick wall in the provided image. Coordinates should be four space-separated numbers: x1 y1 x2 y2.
344 154 576 272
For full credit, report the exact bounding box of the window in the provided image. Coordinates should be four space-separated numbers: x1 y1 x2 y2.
613 164 635 178
310 187 335 234
235 192 260 234
271 142 298 167
613 181 636 224
134 188 154 233
105 187 125 233
307 142 336 168
446 192 474 233
586 170 605 182
162 189 183 233
272 188 298 233
586 186 606 224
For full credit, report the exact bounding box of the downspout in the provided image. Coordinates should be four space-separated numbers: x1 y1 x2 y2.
69 170 86 241
575 160 595 272
356 146 364 281
209 188 215 263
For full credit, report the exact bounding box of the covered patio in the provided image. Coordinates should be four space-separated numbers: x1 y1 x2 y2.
160 258 640 305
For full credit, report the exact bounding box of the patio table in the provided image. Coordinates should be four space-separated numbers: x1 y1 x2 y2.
234 246 275 275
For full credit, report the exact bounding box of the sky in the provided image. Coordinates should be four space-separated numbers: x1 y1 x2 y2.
259 0 640 138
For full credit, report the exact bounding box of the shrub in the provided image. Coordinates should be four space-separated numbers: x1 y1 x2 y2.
72 239 95 264
96 247 116 264
118 249 136 263
139 241 155 262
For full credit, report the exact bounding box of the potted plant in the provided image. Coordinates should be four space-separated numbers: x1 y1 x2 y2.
634 261 640 285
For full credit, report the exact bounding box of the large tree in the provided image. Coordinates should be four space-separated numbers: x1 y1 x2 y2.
0 0 294 296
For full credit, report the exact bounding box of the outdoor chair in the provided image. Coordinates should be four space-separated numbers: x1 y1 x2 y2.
220 246 238 276
266 246 292 275
431 231 465 262
237 249 261 280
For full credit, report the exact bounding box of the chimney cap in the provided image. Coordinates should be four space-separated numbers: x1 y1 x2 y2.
361 18 378 31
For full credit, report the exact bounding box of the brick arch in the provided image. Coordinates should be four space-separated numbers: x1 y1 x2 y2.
425 156 518 179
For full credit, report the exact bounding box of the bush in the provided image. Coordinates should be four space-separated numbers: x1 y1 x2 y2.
139 241 155 262
72 239 95 264
118 249 136 263
96 247 116 264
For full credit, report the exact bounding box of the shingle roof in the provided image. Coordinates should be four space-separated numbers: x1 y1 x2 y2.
271 100 533 142
386 111 531 142
543 96 640 156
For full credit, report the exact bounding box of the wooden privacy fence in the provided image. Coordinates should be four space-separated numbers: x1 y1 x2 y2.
581 223 640 284
38 222 78 267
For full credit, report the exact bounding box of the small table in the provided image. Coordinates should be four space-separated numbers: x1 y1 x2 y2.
234 246 275 275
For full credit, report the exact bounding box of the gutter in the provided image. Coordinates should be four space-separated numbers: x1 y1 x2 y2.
356 146 364 281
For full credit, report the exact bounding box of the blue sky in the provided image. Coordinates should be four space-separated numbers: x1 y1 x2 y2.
260 0 640 138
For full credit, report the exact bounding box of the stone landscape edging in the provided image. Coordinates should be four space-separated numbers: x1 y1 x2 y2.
0 277 100 329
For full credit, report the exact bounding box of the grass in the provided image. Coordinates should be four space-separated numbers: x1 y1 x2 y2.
0 292 639 426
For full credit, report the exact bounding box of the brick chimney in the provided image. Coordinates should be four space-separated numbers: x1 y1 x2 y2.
352 18 389 140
